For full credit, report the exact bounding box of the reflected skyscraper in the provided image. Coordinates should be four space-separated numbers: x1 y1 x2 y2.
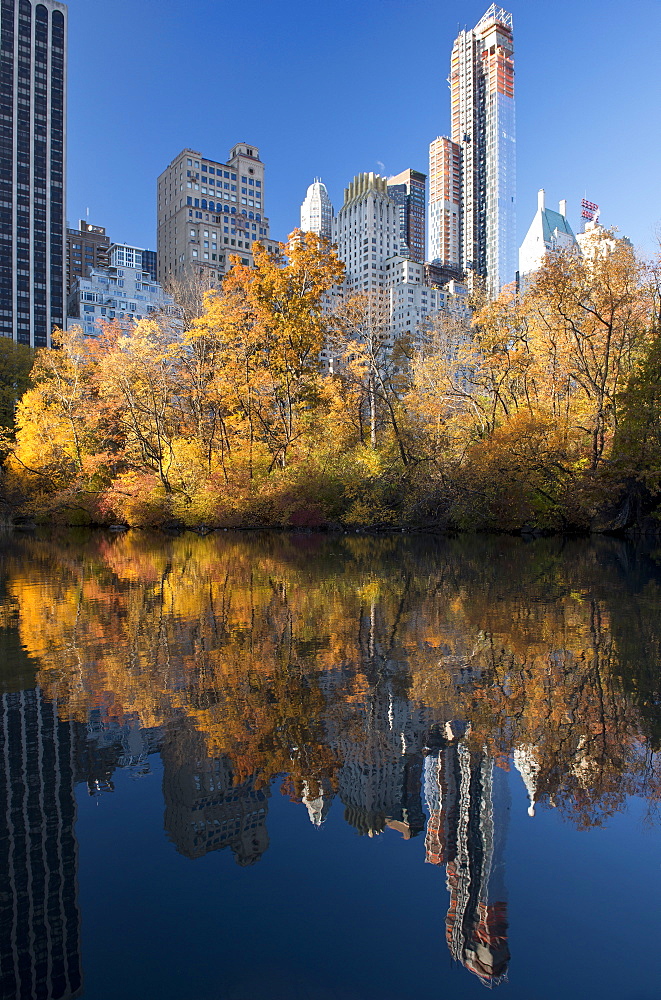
0 688 82 1000
161 727 270 866
424 743 510 986
334 680 427 839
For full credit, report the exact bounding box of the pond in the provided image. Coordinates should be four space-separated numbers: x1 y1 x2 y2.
1 530 660 999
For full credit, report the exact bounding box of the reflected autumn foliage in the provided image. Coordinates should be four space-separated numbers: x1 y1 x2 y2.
1 529 660 826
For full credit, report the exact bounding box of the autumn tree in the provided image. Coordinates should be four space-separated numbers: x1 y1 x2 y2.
164 263 218 331
329 291 412 464
4 327 103 515
187 231 344 477
526 231 652 471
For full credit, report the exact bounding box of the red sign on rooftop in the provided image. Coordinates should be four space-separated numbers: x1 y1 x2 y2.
581 198 599 221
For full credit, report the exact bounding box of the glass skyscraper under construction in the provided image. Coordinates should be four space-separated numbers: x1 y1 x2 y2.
429 5 515 297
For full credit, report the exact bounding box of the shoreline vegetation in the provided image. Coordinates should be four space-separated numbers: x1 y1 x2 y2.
2 230 661 537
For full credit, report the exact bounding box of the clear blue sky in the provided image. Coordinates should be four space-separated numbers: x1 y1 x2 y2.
66 0 661 259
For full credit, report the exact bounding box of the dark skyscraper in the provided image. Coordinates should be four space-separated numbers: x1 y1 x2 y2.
0 0 67 347
0 688 82 1000
387 168 426 264
66 220 110 292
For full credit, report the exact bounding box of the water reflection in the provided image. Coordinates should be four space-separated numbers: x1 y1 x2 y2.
425 744 509 986
0 690 82 1000
162 724 270 865
0 530 660 995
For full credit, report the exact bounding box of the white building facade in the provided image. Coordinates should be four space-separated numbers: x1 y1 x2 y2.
385 256 469 344
67 244 178 337
518 189 577 287
333 173 401 295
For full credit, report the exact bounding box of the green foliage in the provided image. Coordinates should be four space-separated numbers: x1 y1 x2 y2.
612 321 661 484
0 338 33 439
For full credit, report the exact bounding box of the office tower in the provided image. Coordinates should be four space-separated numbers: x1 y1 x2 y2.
67 242 177 337
518 189 577 289
66 220 110 292
428 137 461 270
387 168 426 264
157 144 280 291
333 173 400 294
0 688 82 999
0 0 67 347
300 178 333 239
430 5 515 297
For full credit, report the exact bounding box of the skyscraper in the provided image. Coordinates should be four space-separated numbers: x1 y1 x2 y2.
0 0 67 347
429 5 515 297
428 136 461 270
157 144 280 291
387 169 426 264
333 172 400 294
300 178 333 239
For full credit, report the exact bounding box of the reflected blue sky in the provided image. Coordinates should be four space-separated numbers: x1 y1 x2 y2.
71 748 661 1000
